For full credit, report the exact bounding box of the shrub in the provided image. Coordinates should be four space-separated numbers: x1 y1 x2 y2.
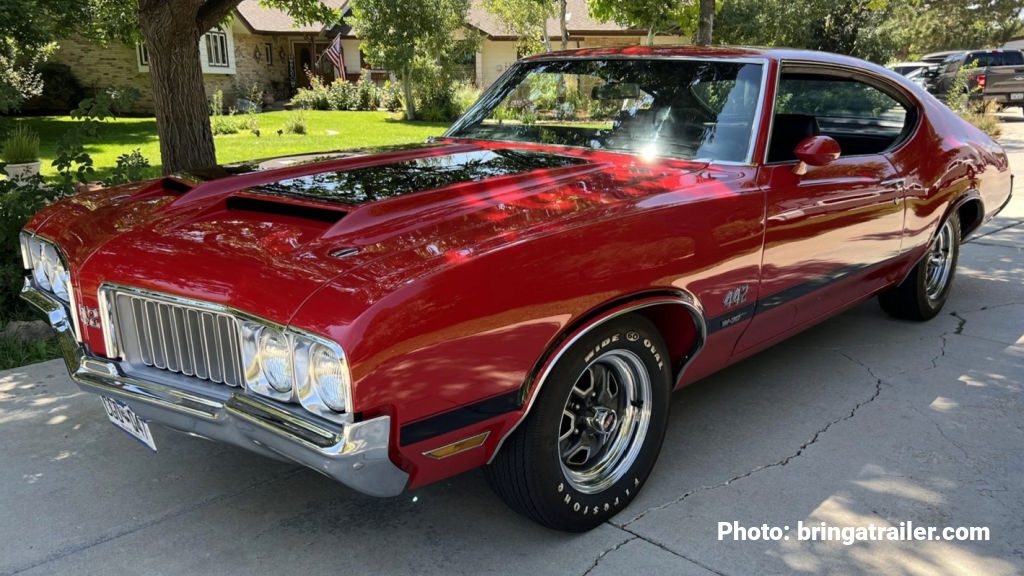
356 71 380 111
105 149 151 186
282 112 307 134
209 89 226 115
211 113 239 135
21 63 85 114
454 82 481 116
381 81 402 112
327 79 357 111
1 125 39 164
292 74 332 110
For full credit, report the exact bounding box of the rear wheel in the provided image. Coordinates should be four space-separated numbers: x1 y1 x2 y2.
485 315 671 532
879 213 960 320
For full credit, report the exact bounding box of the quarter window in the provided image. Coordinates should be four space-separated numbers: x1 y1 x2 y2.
767 72 911 161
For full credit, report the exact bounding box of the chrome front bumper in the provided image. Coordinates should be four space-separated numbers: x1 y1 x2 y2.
22 284 409 497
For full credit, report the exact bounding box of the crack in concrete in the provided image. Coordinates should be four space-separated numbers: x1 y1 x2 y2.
620 353 883 528
579 535 638 576
4 466 306 576
614 525 729 576
950 311 967 335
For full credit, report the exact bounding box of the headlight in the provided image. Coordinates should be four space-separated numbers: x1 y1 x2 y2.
258 327 292 393
240 319 351 418
307 343 349 411
22 232 71 304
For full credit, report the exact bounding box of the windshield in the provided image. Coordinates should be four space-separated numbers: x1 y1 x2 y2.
447 58 765 163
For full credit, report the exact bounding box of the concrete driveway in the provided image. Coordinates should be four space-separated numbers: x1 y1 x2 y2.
2 125 1023 576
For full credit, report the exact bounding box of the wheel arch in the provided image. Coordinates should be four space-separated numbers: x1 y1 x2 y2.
487 289 708 463
954 193 984 239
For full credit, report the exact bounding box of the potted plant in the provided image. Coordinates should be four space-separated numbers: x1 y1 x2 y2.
1 125 41 181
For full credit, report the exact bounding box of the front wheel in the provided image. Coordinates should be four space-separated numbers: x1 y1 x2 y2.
879 213 960 320
485 315 672 532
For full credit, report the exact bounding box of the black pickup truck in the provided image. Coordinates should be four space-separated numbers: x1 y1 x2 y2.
926 49 1024 108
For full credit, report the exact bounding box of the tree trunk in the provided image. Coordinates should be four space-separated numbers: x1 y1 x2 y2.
139 1 217 174
558 0 568 50
646 23 656 46
696 0 714 46
401 65 416 121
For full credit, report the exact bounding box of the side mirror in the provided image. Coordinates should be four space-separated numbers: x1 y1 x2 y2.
793 135 841 175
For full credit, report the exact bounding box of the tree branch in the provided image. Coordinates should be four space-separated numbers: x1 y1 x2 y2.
196 0 243 32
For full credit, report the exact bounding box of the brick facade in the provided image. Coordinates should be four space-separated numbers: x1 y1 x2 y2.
53 22 301 115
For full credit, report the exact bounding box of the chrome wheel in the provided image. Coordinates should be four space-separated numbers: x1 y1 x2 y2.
925 219 955 302
558 349 652 494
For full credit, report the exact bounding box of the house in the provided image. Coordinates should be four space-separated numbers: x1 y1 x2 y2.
51 0 686 114
466 0 687 87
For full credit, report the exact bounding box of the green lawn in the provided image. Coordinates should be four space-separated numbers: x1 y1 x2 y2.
5 111 450 180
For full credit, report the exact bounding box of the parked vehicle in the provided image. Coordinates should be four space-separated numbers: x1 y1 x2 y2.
21 46 1012 532
921 50 966 64
927 49 1024 107
887 61 930 76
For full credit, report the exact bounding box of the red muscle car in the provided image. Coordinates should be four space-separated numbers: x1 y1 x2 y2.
21 46 1012 532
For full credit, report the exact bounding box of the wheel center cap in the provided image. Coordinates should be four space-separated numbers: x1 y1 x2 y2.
589 407 618 435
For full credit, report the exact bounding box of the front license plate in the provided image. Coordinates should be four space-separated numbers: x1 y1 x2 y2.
1011 93 1024 101
100 396 157 451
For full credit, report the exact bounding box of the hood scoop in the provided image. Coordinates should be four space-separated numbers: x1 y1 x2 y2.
225 195 346 223
248 149 589 206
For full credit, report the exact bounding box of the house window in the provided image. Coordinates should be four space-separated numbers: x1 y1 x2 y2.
204 28 230 67
264 43 273 66
137 44 150 67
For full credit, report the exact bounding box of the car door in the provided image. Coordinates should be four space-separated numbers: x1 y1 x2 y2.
735 67 910 352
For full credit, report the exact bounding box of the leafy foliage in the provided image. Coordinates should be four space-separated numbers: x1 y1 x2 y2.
51 86 142 194
482 0 554 53
588 0 691 45
885 0 1024 57
717 0 899 62
0 0 89 113
348 0 474 120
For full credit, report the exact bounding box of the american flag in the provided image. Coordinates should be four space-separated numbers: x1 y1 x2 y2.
323 34 346 79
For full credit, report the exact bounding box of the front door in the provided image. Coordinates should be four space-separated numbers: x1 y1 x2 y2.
736 68 911 352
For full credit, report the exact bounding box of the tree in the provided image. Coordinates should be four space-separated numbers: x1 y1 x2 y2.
348 0 471 121
587 0 690 46
696 0 714 45
885 0 1024 58
716 0 900 62
482 0 555 53
0 0 88 113
87 0 338 174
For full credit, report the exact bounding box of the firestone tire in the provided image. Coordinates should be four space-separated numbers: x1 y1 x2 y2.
879 213 960 321
485 314 672 532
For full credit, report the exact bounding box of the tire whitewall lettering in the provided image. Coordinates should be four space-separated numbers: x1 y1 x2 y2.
485 314 672 532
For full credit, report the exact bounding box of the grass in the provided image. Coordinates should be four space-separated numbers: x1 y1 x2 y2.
0 329 62 371
2 111 450 180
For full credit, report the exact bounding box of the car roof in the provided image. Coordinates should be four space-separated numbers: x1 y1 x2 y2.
521 45 901 80
524 45 891 67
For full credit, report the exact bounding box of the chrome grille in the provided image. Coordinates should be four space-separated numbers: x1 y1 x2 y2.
108 290 243 387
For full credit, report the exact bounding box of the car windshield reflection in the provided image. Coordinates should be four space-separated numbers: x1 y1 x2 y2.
448 58 765 163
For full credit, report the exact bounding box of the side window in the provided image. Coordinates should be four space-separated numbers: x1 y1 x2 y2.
768 73 911 162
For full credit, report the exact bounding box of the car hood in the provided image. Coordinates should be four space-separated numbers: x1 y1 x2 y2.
31 141 703 331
